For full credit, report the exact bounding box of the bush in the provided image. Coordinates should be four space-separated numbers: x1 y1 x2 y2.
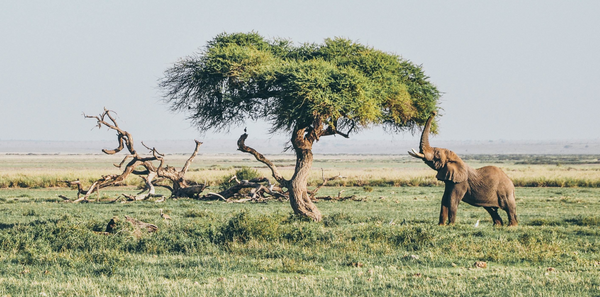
217 211 280 244
219 166 261 191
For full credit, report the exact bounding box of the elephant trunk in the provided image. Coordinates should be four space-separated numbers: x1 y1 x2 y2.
419 111 436 159
407 111 437 160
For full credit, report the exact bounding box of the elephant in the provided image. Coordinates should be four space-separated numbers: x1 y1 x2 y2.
408 112 518 226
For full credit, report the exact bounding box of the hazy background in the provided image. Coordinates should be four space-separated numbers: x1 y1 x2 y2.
1 1 599 153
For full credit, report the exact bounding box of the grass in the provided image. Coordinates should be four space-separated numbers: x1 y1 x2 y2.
0 186 599 296
1 154 600 295
4 154 600 189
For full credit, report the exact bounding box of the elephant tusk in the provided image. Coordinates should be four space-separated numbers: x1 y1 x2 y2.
408 148 425 159
412 148 425 158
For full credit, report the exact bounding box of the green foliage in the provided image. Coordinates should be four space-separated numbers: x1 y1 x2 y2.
219 166 262 191
160 32 440 134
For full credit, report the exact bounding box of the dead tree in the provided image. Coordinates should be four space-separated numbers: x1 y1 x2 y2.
63 108 206 202
148 140 207 198
62 174 120 203
61 179 97 201
205 175 288 202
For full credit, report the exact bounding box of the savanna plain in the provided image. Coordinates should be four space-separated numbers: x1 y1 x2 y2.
0 153 599 296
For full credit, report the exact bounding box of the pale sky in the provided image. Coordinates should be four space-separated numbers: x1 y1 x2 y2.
1 1 599 143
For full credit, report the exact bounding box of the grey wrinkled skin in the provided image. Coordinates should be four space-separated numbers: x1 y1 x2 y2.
408 112 518 226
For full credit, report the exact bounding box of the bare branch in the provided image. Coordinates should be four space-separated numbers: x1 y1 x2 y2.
207 192 228 201
321 120 355 138
58 195 72 202
84 109 136 155
309 168 344 199
114 154 134 168
181 140 202 174
237 133 287 185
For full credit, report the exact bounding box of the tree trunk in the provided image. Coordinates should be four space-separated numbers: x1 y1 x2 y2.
289 146 322 221
236 130 322 222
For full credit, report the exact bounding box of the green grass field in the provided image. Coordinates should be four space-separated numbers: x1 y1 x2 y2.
1 154 600 296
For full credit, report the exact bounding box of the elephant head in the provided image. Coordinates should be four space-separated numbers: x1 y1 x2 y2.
408 112 468 183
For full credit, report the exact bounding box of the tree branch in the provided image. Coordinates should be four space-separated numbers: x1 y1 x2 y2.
321 120 355 138
309 168 344 199
84 108 136 155
181 140 202 174
237 133 288 186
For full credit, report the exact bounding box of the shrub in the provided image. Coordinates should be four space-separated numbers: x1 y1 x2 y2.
390 226 435 251
217 211 280 244
219 166 261 191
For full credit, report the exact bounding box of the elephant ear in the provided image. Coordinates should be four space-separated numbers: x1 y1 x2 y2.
435 151 468 183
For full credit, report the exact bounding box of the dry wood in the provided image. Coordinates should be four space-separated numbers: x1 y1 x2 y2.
124 215 158 233
206 175 287 202
58 195 72 202
67 109 207 202
314 195 359 201
237 133 287 185
206 192 227 201
309 168 344 200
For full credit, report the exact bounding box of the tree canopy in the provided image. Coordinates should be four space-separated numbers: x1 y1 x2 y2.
160 32 440 136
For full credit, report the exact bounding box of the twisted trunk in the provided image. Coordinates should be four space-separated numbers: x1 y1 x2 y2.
236 129 322 222
289 147 321 221
289 127 322 221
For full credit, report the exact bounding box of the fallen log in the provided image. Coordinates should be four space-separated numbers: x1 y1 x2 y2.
125 215 158 233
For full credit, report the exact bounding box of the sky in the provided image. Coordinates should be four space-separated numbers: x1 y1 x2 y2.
1 1 599 145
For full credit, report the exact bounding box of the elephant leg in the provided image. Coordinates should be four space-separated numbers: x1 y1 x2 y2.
447 183 467 225
447 201 459 225
484 207 503 226
438 205 449 225
438 184 453 225
505 193 518 226
507 210 518 226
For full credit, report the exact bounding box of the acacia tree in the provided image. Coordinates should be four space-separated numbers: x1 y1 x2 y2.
160 32 440 221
